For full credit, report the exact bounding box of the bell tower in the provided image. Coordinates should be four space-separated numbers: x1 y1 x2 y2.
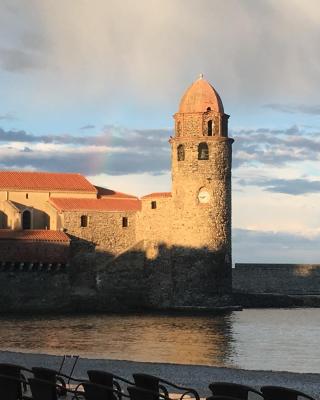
169 74 234 293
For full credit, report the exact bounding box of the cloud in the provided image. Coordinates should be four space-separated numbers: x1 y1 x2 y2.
80 124 95 130
233 228 320 263
0 112 17 121
237 177 320 195
0 48 45 72
264 103 320 115
2 0 320 106
0 126 171 175
232 125 320 168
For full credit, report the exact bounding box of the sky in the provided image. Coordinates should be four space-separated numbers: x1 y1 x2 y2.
1 0 320 263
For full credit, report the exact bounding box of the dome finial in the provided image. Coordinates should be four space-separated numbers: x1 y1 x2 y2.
199 73 204 80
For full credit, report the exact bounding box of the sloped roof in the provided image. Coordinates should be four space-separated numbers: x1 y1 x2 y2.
141 192 172 199
0 171 97 193
0 230 70 242
50 197 141 212
95 186 138 199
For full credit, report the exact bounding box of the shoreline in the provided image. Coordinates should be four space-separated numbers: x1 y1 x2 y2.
1 350 320 398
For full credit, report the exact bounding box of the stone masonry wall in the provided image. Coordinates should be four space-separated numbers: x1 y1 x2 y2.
171 138 232 253
136 197 174 245
62 210 137 255
233 263 320 295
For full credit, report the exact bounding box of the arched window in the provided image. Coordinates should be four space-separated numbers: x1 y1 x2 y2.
80 215 88 227
22 210 31 230
207 107 211 111
198 143 209 160
208 120 213 136
177 144 185 161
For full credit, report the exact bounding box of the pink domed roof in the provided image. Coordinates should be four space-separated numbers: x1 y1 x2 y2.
179 75 224 114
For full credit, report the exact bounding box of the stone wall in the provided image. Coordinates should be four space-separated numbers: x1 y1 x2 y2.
136 197 174 245
62 210 137 255
233 263 320 295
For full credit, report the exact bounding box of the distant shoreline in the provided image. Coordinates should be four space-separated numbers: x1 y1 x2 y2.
0 350 320 398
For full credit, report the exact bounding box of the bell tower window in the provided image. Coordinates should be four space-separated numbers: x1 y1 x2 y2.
198 143 209 160
177 144 185 161
208 120 213 136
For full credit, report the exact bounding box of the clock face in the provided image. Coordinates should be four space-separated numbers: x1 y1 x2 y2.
198 189 210 203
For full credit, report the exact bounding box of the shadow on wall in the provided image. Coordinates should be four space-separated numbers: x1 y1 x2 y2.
0 238 232 312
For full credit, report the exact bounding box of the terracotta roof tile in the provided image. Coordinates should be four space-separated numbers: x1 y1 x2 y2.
95 186 138 199
50 197 141 212
0 171 97 192
0 230 70 242
141 192 172 199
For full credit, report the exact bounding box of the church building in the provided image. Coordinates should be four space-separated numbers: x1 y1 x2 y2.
0 75 233 301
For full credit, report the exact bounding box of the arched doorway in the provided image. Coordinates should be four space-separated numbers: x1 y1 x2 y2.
22 210 31 230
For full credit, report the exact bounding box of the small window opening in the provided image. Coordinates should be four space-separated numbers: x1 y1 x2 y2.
22 210 31 230
198 143 209 160
122 217 128 227
80 215 88 227
26 193 29 199
207 107 211 111
177 121 181 135
177 144 185 161
208 120 213 136
151 201 157 209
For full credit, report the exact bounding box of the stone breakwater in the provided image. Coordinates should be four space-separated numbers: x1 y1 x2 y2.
0 350 319 399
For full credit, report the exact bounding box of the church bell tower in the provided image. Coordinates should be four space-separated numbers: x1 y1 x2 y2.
170 74 234 294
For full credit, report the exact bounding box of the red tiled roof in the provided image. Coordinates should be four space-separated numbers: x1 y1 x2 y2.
0 171 97 192
50 197 141 212
95 186 138 199
141 192 172 199
0 230 70 242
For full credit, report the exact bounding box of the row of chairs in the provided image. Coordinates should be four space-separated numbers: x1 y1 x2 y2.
0 362 316 400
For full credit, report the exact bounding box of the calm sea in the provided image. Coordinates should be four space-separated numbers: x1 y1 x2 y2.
0 308 319 373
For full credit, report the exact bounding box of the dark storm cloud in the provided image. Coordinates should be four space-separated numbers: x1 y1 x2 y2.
237 177 320 195
264 103 320 115
233 228 320 263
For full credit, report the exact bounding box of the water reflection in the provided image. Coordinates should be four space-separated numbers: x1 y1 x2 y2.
0 313 234 366
1 309 320 372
